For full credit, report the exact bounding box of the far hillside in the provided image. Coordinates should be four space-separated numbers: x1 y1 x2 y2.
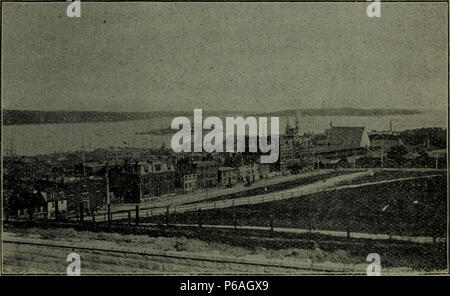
3 108 423 125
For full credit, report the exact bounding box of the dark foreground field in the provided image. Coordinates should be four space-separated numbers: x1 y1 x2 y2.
4 174 447 273
145 175 447 238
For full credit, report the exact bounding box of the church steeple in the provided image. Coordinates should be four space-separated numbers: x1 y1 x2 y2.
286 116 291 134
295 111 300 135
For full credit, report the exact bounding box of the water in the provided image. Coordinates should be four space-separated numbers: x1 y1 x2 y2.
3 111 446 156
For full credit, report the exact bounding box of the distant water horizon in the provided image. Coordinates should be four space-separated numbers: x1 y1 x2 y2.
3 110 447 157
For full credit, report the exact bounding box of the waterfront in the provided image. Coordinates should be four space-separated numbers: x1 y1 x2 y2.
3 111 446 156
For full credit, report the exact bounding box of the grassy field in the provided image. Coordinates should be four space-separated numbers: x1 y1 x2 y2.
187 171 351 204
335 170 446 185
144 175 447 238
4 173 447 273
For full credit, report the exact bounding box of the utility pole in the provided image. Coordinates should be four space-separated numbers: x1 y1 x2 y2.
313 148 316 170
105 161 111 223
82 138 86 176
106 161 110 205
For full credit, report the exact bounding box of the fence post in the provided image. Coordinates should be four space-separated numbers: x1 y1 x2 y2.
107 204 111 224
135 205 139 225
91 213 96 230
54 199 59 221
79 202 84 222
166 206 170 226
128 211 131 227
270 215 274 234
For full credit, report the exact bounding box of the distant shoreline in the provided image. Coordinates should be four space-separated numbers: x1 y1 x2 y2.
3 108 423 126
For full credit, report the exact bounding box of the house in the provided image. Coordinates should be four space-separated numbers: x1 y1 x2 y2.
36 176 107 217
174 161 197 193
41 189 68 219
109 160 176 203
218 167 238 187
256 163 271 179
238 163 258 183
193 160 219 189
14 190 47 220
181 173 197 192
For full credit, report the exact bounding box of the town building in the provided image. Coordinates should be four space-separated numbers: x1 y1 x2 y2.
109 160 176 203
276 116 309 171
13 190 47 220
238 163 258 184
42 189 69 219
193 160 219 189
256 163 271 179
174 160 197 193
327 126 371 150
218 167 238 187
181 173 197 192
369 133 403 151
311 126 371 161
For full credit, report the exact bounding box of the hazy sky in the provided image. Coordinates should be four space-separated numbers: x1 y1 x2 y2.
2 2 448 112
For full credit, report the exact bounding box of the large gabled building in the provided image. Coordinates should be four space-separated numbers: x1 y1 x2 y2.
326 126 371 150
296 126 372 169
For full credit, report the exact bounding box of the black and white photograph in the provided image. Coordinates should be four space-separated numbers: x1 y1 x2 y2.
1 1 448 277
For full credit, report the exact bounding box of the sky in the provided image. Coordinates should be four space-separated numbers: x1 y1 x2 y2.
2 2 448 112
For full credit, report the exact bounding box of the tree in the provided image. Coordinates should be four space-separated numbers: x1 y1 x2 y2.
387 145 408 167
